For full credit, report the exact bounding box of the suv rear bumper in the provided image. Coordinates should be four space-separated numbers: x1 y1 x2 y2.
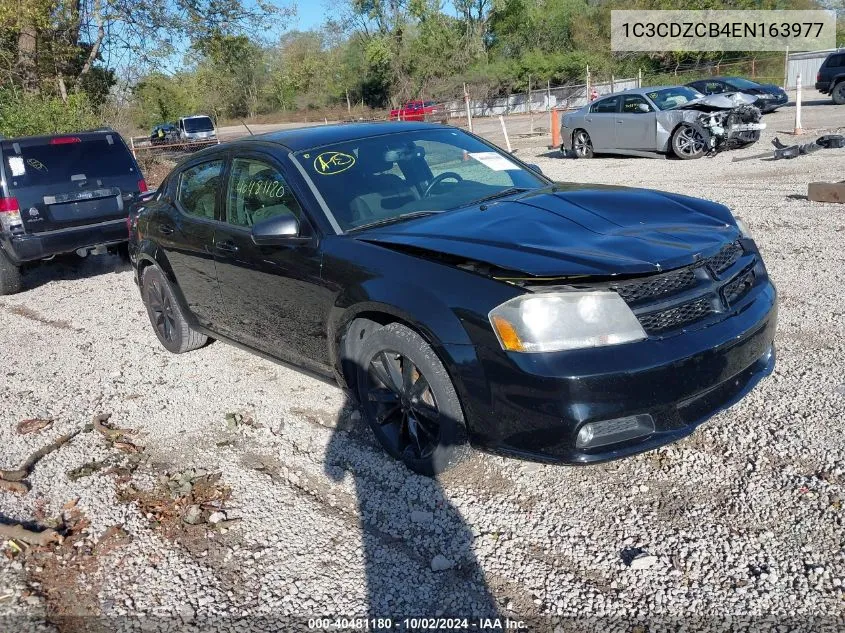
1 219 127 264
816 81 830 93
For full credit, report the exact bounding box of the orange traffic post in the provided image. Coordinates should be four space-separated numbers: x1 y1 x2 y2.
549 108 560 149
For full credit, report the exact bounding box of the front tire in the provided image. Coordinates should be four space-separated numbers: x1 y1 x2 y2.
355 323 469 476
672 123 709 160
0 248 22 295
141 265 207 354
572 129 594 158
832 82 845 105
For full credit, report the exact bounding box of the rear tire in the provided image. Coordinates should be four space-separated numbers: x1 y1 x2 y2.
0 248 22 295
355 323 469 476
141 265 207 354
116 242 131 264
572 129 594 158
672 123 709 160
832 82 845 105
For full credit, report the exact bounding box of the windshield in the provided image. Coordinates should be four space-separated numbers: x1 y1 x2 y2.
184 117 214 133
294 128 546 232
645 87 704 110
725 77 760 90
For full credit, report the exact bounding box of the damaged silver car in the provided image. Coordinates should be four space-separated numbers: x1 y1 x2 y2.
560 86 765 160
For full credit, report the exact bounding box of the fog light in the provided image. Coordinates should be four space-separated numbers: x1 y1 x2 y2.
575 414 655 450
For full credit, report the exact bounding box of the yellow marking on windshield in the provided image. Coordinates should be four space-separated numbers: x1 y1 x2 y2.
313 151 355 175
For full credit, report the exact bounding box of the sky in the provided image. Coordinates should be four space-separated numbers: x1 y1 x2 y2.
293 1 332 31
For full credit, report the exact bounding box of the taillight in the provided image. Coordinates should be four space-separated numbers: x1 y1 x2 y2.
49 136 82 144
0 197 23 233
817 72 821 82
138 179 148 193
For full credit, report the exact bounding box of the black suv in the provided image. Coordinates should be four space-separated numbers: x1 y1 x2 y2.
815 50 845 104
0 129 146 294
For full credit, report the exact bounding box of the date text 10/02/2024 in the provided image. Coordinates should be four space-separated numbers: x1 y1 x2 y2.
308 617 528 630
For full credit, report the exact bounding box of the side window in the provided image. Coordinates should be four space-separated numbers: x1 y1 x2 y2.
827 54 843 68
622 95 652 113
226 158 303 228
590 96 619 113
177 160 224 220
705 81 725 94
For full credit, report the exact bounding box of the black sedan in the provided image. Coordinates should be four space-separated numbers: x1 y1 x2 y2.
129 122 777 475
686 77 788 113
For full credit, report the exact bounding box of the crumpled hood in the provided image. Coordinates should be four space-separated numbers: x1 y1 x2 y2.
356 184 740 277
674 92 757 110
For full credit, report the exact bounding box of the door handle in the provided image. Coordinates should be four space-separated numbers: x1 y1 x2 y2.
616 120 623 124
585 117 592 122
215 240 238 254
158 223 175 235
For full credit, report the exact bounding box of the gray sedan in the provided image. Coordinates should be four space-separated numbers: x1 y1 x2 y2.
560 86 766 160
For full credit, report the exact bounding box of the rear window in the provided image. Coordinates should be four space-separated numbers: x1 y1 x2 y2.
184 117 214 133
3 136 137 189
825 54 844 68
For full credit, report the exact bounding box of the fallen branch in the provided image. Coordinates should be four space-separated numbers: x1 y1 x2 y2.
0 524 60 547
0 428 81 482
93 413 136 442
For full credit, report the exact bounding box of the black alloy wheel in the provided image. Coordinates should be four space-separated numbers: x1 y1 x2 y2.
148 278 176 343
141 265 207 354
355 322 469 475
365 350 441 461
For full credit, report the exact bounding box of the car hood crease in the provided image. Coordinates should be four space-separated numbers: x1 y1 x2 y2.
356 185 739 278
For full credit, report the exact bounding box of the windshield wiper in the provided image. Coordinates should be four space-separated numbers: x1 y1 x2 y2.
348 210 441 232
465 187 533 207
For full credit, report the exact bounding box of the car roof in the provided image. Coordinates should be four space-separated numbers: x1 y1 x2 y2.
591 86 689 100
240 121 439 152
0 129 119 146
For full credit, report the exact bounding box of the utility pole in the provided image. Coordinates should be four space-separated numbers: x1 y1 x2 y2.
783 45 790 89
463 83 473 133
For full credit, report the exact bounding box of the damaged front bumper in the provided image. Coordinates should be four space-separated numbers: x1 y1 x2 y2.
697 105 766 152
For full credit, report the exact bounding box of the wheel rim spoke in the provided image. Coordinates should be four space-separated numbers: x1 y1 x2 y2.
371 352 401 393
365 350 442 461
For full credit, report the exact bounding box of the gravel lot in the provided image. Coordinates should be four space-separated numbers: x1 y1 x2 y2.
1 95 844 632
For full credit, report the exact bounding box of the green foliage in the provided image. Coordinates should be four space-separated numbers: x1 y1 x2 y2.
0 91 99 138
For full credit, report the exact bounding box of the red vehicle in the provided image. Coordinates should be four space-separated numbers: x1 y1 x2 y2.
389 100 441 122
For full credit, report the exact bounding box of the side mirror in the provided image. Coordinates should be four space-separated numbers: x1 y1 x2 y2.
637 103 650 113
251 214 300 245
526 163 543 175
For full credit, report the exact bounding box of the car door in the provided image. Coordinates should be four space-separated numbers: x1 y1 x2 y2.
614 94 657 150
584 96 620 149
151 157 227 329
213 152 332 372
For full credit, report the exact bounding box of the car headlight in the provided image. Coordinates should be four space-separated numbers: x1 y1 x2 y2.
734 216 753 239
488 291 646 353
759 94 775 99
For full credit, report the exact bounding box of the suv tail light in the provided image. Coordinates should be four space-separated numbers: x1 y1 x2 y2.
817 71 821 82
0 197 24 233
138 179 148 193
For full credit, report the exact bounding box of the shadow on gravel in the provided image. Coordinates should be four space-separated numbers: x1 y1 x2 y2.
22 253 132 292
325 390 500 624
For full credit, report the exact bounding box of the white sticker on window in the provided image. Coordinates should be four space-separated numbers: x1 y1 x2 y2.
8 156 25 177
468 151 519 171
